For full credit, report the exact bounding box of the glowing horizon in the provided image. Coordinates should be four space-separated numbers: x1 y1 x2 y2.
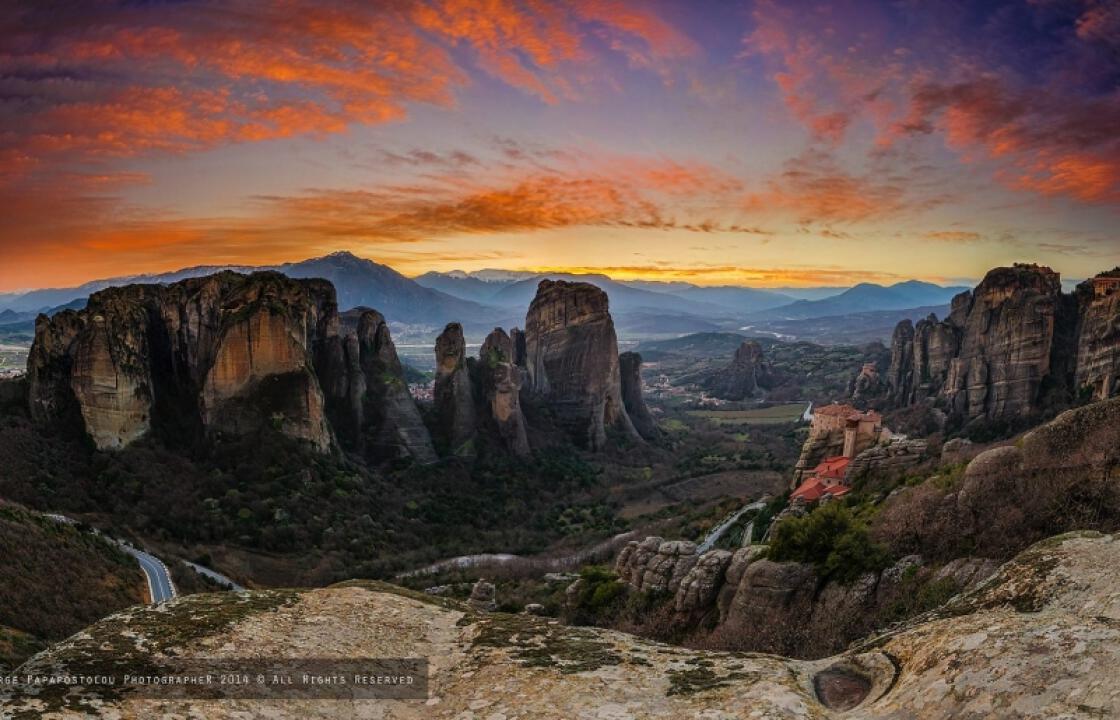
1 0 1117 293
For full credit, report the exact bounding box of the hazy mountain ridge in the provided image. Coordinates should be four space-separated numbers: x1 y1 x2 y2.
0 254 974 345
746 280 969 321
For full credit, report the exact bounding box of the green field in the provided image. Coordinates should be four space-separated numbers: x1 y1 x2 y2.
687 403 807 426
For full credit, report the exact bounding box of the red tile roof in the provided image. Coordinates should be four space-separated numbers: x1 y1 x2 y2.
810 456 851 480
791 478 853 503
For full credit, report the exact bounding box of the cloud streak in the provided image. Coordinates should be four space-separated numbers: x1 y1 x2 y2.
0 0 696 185
743 0 1120 205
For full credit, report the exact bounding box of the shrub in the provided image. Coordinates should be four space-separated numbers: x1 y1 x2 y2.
768 502 890 583
564 565 628 626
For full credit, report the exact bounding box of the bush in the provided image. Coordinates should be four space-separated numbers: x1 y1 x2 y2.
768 502 890 583
564 565 628 626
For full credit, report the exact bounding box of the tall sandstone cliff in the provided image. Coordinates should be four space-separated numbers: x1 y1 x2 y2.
524 280 643 450
28 272 435 462
885 264 1118 424
619 351 659 441
1075 275 1120 400
316 308 436 464
701 340 771 401
432 322 477 458
476 327 531 457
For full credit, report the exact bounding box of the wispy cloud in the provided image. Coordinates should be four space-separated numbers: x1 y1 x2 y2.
0 0 696 186
743 150 943 224
743 0 1120 206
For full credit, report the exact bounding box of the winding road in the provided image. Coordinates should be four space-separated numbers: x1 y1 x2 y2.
399 531 640 579
43 512 240 603
697 499 767 553
120 544 176 603
183 560 245 591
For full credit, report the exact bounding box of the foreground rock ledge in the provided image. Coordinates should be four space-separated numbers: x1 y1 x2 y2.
4 532 1118 719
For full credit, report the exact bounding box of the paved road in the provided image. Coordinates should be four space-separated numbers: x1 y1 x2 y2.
183 561 245 591
120 545 176 603
697 499 767 553
43 513 176 604
399 531 640 579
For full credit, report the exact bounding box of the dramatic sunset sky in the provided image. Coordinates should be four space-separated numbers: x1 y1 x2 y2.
1 0 1118 291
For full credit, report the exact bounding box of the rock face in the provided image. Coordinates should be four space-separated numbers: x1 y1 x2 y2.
939 437 978 465
845 437 928 478
618 351 659 440
703 340 769 400
1075 274 1120 400
885 319 915 405
850 362 881 400
476 328 530 457
887 314 960 406
318 308 436 464
614 533 1003 659
29 272 336 451
523 280 639 450
942 265 1063 420
28 272 435 462
433 323 476 458
468 579 497 612
885 264 1120 425
12 533 1112 718
674 549 732 616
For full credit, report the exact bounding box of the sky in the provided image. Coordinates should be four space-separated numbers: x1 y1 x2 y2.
0 0 1118 292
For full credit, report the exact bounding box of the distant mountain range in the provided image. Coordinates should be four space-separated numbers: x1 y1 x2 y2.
743 280 968 321
0 253 510 333
414 270 795 315
0 253 969 344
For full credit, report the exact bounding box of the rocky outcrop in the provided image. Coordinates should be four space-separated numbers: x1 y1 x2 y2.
723 559 817 638
433 322 476 458
911 314 959 401
888 314 961 407
468 579 497 612
28 272 436 462
849 362 881 400
845 437 928 478
702 340 770 400
201 300 333 451
939 437 978 465
6 533 1117 718
886 319 915 404
943 265 1063 420
613 537 699 595
1075 272 1120 400
618 351 659 440
523 280 639 449
874 395 1120 563
885 264 1120 426
791 424 845 484
476 328 530 457
29 272 336 451
614 530 1007 659
318 308 436 464
674 549 732 616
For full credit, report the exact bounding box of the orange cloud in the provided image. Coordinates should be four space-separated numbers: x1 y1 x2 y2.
521 264 908 287
744 1 1120 206
922 231 983 243
259 156 747 239
0 1 697 186
743 151 928 224
0 153 754 290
